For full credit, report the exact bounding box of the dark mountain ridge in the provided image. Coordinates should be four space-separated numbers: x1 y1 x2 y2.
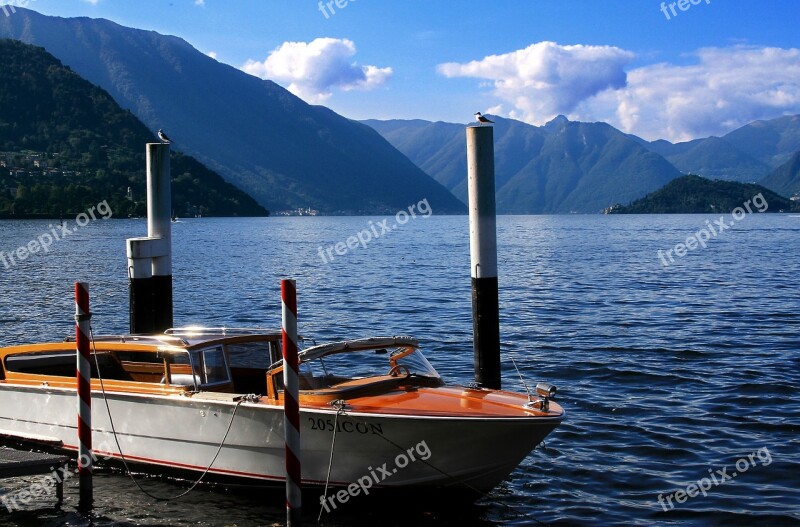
0 39 266 218
609 175 796 214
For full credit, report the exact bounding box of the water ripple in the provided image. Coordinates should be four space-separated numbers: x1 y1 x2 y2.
0 215 799 526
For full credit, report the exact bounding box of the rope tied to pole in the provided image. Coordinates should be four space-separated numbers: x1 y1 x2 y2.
317 399 348 524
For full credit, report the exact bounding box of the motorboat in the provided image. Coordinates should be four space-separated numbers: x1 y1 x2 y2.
0 328 563 493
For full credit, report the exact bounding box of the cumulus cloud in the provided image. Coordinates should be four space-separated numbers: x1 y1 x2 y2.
588 46 800 141
438 41 634 125
242 38 392 104
439 41 800 141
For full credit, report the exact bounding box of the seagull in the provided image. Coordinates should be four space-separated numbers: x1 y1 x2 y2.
157 129 173 144
474 112 494 125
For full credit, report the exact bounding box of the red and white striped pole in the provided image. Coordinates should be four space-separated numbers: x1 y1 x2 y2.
281 279 301 526
74 282 93 510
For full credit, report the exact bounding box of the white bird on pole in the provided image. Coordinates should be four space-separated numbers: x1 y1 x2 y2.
474 112 494 125
157 129 173 144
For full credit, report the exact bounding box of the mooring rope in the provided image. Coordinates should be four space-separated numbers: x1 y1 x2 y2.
89 325 242 501
317 398 347 524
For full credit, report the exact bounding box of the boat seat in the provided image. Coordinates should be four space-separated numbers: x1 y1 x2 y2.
298 373 327 390
301 375 402 398
161 374 201 387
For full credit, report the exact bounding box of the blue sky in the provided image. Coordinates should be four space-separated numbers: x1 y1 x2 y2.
17 0 800 141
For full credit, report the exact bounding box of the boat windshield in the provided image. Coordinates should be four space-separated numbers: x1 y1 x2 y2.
298 345 442 389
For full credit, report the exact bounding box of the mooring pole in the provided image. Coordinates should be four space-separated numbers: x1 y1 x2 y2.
281 279 302 526
147 143 173 331
466 125 501 389
127 143 173 334
127 250 154 334
74 282 93 510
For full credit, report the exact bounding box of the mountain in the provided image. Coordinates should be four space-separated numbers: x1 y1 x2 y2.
722 115 800 168
361 119 467 193
609 175 795 214
0 39 266 218
365 115 681 214
759 151 800 198
636 114 800 183
0 9 464 215
644 136 770 182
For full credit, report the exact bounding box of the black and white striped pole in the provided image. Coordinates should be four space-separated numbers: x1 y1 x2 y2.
467 124 501 389
127 143 173 334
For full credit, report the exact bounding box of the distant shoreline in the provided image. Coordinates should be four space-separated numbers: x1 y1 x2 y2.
2 212 798 220
0 214 268 220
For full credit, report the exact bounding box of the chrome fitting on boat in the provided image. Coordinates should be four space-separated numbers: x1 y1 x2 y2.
330 399 349 413
536 383 557 399
525 383 557 412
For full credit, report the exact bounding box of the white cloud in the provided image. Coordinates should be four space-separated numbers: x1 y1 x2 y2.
439 41 800 141
207 51 218 60
242 38 392 104
486 104 505 115
587 46 800 141
194 0 205 5
438 41 634 125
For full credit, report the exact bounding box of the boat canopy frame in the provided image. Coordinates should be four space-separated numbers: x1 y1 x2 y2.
267 336 419 371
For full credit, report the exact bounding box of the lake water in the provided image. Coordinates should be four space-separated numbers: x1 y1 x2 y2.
0 214 798 526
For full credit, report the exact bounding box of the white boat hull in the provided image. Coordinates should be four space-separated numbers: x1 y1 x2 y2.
0 385 559 492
